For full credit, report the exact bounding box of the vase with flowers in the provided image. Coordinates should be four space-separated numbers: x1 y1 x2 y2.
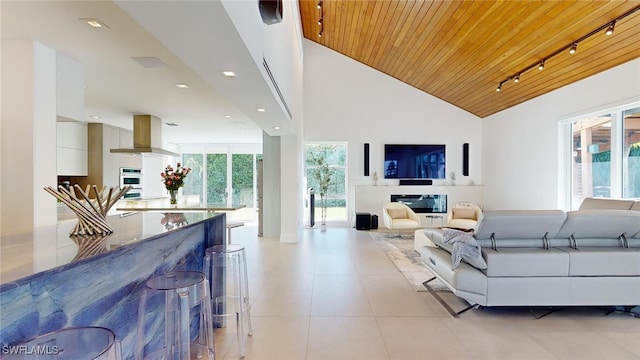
161 163 191 206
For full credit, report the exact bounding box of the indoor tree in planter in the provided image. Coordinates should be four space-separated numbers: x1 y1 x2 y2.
307 146 336 231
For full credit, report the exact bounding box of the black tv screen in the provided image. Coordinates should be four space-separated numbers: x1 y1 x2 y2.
384 144 446 179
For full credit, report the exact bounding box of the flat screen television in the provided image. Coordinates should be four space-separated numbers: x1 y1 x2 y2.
384 144 445 179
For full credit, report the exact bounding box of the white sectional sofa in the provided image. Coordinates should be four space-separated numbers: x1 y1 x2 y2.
415 198 640 313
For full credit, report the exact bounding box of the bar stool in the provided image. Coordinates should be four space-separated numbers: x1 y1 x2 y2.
3 326 121 359
136 271 215 360
204 244 253 357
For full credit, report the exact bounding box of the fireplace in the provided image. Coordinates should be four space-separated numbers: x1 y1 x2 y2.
390 194 447 213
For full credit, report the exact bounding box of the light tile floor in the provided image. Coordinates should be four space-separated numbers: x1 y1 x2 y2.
214 224 640 360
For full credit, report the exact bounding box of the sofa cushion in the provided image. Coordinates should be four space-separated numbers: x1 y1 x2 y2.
452 207 476 220
561 248 640 276
555 210 640 241
579 197 635 210
632 201 640 212
387 208 406 219
447 218 477 231
390 218 420 229
482 248 570 277
474 210 567 243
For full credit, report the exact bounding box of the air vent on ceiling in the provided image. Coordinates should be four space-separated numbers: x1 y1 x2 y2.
131 57 168 69
263 58 292 119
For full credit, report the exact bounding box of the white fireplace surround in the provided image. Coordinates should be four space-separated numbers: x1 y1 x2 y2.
354 185 484 227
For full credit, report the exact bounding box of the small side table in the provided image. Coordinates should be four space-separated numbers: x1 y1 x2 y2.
422 214 445 228
226 221 245 244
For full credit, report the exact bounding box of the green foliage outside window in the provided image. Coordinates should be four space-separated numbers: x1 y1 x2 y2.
207 154 227 204
232 154 254 206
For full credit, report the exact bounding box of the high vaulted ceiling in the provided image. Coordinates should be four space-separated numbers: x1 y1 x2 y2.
299 0 640 118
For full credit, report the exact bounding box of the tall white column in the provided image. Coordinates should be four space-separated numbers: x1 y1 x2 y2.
279 134 300 243
1 40 58 236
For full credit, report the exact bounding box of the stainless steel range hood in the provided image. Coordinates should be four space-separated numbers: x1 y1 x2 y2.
110 115 178 157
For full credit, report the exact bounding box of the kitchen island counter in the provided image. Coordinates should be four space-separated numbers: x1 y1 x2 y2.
116 197 246 212
0 211 226 358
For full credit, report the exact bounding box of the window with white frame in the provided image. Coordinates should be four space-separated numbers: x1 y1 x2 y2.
564 103 640 209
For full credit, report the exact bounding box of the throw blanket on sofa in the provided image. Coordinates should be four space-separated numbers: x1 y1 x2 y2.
442 229 483 270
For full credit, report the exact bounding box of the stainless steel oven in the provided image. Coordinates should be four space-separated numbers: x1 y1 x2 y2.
120 167 142 199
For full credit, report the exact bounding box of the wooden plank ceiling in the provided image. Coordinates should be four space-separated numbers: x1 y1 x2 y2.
299 0 640 118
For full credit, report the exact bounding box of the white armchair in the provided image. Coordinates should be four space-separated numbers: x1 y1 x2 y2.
382 202 421 237
446 202 483 230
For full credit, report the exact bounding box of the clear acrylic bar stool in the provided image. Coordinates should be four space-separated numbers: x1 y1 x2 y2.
204 244 253 357
2 326 121 359
136 271 215 360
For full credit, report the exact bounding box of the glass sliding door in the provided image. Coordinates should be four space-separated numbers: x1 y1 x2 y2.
207 153 228 205
182 154 204 205
623 107 640 198
232 154 254 207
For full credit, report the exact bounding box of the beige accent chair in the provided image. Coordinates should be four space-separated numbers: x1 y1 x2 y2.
383 202 421 237
446 202 483 230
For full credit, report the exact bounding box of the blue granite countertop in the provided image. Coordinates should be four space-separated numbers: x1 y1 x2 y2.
0 211 226 357
0 211 220 287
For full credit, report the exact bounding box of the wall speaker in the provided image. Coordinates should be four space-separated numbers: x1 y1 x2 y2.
399 179 432 185
364 143 370 176
259 0 283 25
462 143 469 176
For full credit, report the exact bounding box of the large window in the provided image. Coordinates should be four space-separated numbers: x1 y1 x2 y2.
623 107 640 198
304 143 347 223
181 149 260 222
566 103 640 209
571 115 612 206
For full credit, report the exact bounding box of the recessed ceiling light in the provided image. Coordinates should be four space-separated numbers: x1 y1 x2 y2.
175 83 189 89
257 108 266 112
221 71 237 77
223 115 231 118
90 115 100 119
273 126 281 130
80 18 109 29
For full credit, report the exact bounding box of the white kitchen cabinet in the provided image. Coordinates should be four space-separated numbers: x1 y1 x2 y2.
56 121 88 176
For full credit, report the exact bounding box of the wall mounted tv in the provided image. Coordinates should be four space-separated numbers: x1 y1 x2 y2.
384 144 446 179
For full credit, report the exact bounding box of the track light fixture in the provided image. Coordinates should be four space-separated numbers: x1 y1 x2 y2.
495 5 639 93
605 21 615 35
316 0 324 39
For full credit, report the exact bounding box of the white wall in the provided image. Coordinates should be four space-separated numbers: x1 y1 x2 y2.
482 58 640 210
303 40 483 218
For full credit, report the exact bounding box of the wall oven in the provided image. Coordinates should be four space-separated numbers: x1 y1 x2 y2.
120 167 142 199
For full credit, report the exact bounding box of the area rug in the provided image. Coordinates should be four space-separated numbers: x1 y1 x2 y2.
370 231 447 291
